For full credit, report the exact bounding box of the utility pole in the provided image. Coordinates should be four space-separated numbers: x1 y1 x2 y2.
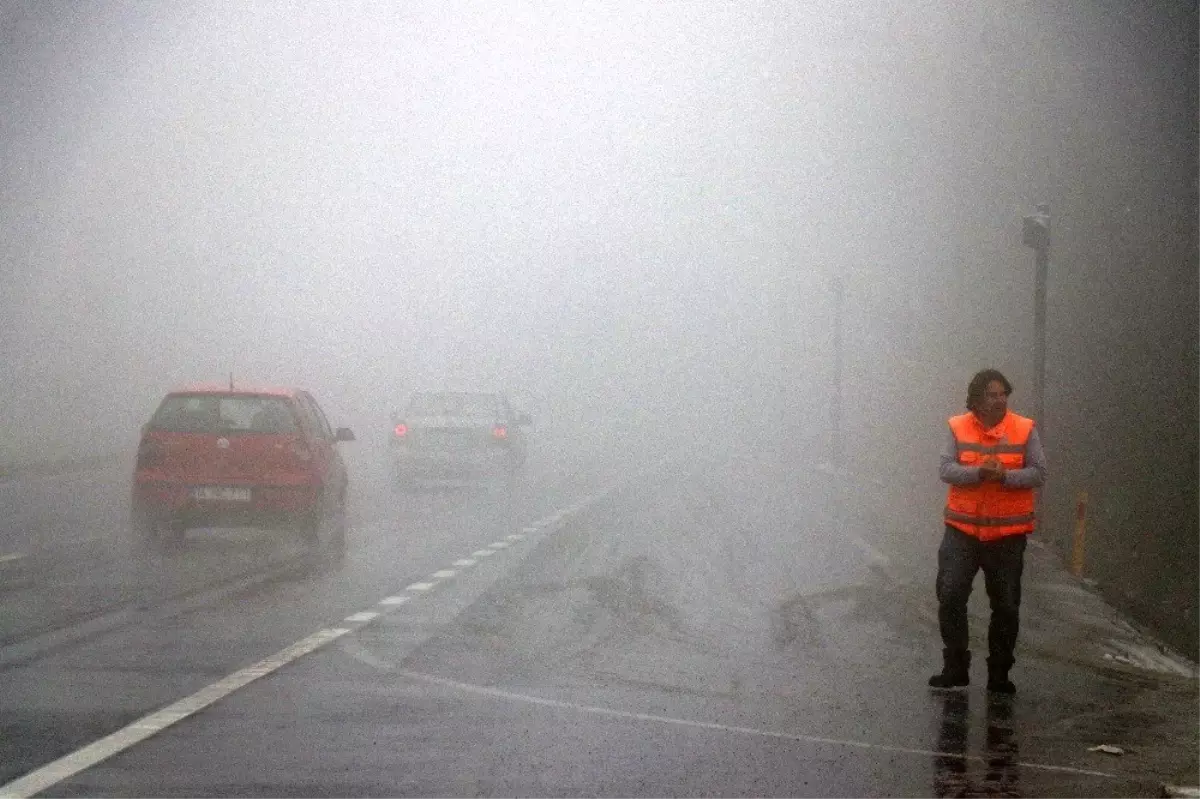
831 273 844 467
1022 203 1050 433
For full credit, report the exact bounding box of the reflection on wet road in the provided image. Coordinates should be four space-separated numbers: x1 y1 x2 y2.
933 692 1021 798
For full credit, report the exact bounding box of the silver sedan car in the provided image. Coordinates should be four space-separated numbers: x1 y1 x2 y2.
389 391 530 484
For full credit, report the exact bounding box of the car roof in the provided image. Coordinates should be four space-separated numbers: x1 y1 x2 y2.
411 390 504 399
170 383 299 399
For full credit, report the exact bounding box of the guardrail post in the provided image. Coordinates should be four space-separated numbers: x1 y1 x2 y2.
1071 491 1088 577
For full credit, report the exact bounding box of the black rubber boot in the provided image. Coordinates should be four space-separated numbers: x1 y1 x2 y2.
986 658 1016 694
928 649 971 689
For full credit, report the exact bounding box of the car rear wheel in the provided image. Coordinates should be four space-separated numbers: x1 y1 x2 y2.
329 490 347 550
296 489 348 553
296 511 321 548
131 507 184 554
392 465 417 491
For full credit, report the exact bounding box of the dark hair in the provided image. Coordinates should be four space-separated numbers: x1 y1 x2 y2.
966 369 1013 411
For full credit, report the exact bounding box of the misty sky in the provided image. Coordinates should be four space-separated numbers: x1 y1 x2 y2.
1 1 1194 457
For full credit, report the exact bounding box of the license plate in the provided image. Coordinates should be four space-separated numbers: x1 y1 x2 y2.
192 486 251 502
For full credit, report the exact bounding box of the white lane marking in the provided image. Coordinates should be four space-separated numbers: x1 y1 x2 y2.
522 527 538 534
0 484 627 797
453 559 476 567
396 670 1118 780
430 569 457 580
506 533 525 541
0 553 25 564
0 627 350 799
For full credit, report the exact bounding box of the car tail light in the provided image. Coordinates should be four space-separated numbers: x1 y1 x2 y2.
393 423 408 438
135 437 164 470
491 425 508 440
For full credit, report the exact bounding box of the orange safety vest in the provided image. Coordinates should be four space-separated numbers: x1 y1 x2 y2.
944 411 1037 541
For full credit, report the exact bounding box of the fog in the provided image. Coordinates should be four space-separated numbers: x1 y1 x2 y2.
0 1 1193 470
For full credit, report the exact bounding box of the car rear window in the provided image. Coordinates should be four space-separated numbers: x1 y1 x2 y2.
148 394 299 434
407 392 499 418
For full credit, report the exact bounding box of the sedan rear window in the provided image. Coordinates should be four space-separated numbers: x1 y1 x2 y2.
149 395 299 434
407 392 500 418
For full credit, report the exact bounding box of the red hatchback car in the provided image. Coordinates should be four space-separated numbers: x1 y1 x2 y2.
131 384 354 551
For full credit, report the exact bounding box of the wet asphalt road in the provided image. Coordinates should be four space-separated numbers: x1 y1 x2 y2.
0 428 1196 797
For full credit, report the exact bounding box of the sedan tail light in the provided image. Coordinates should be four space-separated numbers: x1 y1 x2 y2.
491 425 508 440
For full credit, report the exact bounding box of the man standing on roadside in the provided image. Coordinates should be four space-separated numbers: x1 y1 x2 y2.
928 369 1048 693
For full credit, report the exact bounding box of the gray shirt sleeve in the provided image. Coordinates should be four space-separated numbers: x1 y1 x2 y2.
939 425 1048 488
940 429 981 485
1003 426 1048 488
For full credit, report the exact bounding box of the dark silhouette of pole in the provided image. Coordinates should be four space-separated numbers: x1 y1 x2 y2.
1023 203 1050 432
